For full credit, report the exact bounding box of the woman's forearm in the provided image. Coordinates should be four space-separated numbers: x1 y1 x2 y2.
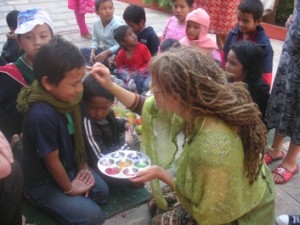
108 83 137 108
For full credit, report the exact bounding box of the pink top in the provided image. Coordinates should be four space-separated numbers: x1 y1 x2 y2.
161 16 186 42
180 8 220 62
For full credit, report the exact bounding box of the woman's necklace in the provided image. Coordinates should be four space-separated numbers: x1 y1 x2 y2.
183 117 206 146
183 121 195 146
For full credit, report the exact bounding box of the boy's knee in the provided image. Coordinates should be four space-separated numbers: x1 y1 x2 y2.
91 179 109 205
81 205 104 225
86 207 105 225
95 184 109 205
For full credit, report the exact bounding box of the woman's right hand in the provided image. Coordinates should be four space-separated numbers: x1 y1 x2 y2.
91 63 114 90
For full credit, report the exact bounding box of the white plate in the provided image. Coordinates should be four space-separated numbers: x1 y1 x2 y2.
97 150 151 179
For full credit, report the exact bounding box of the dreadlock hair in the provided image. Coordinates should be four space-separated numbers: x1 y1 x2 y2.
149 46 267 184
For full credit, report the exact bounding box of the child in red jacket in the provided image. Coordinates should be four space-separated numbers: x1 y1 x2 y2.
113 25 151 94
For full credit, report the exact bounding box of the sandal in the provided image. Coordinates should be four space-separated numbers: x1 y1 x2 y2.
264 150 285 165
272 164 299 184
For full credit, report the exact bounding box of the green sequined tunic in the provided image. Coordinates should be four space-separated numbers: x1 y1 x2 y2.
141 97 275 225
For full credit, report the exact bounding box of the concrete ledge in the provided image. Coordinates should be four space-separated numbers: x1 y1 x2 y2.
261 22 287 41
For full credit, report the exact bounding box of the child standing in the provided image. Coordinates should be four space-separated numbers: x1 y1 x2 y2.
161 0 194 42
113 25 151 94
68 0 94 39
195 0 241 50
1 10 22 63
0 8 53 141
223 0 274 87
17 36 109 225
81 0 123 66
180 8 221 63
123 4 160 56
82 74 135 175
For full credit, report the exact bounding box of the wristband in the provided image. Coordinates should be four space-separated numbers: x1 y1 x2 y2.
128 93 139 110
64 184 74 194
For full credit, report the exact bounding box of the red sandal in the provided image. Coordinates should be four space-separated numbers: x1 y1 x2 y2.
264 150 285 165
272 164 299 184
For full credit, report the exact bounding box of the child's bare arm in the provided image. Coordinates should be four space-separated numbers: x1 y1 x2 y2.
89 48 97 65
43 151 93 195
95 49 111 62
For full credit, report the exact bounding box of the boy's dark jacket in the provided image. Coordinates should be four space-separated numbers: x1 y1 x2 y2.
82 106 127 170
137 26 159 56
223 25 274 85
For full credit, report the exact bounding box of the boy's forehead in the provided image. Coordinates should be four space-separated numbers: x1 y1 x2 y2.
237 10 256 21
172 0 189 5
99 0 113 7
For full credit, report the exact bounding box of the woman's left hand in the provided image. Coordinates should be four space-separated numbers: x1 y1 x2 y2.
129 165 163 183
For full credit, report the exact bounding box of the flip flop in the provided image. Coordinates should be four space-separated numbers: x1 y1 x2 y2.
264 150 286 165
272 164 299 184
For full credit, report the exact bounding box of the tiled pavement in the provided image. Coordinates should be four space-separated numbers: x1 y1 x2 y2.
0 0 299 224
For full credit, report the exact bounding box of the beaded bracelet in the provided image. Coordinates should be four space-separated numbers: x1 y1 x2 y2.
64 184 74 194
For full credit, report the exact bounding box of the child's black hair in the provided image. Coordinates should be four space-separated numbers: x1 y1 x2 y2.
33 35 85 85
171 0 194 7
230 40 264 82
95 0 113 11
83 75 114 102
6 10 19 30
238 0 263 20
123 4 146 25
113 25 130 45
160 38 181 52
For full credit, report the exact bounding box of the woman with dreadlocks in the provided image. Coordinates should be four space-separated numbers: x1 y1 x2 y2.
91 46 275 225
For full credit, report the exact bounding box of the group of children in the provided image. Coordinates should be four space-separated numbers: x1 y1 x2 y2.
77 0 273 97
0 7 136 225
0 0 277 224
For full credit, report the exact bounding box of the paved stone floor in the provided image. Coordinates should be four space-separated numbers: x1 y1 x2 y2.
0 0 299 224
